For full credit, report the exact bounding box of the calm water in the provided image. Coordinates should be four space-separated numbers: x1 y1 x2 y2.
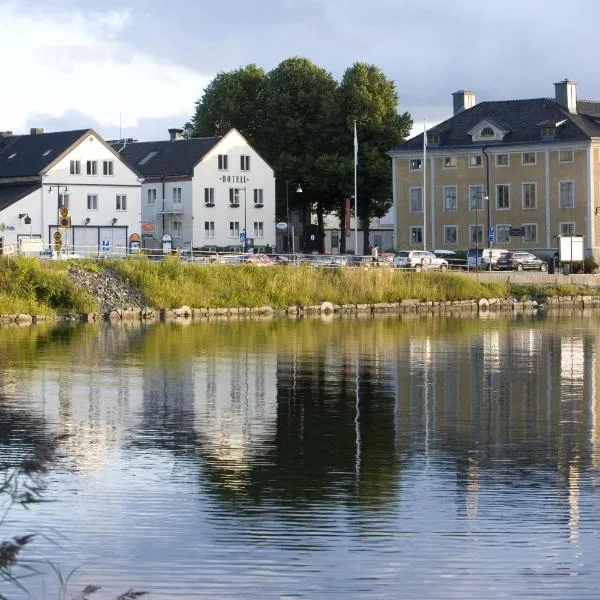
0 314 599 599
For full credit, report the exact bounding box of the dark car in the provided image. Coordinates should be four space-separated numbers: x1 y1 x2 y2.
495 251 548 272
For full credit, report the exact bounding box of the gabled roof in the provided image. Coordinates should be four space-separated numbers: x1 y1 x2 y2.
0 130 90 178
391 98 600 152
0 182 41 212
118 136 222 178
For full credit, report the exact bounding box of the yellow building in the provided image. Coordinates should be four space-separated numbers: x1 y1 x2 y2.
388 80 600 259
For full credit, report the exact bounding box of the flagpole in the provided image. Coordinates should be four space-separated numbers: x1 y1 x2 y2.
423 120 427 251
354 120 358 255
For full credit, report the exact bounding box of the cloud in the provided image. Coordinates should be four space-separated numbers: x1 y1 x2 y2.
0 2 209 135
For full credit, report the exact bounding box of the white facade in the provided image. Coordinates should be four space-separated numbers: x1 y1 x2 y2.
0 131 141 255
141 129 276 251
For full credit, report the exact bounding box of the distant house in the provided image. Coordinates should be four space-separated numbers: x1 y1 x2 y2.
118 128 276 252
0 128 141 255
389 79 600 259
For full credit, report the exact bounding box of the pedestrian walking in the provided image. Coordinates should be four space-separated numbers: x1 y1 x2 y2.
371 244 379 264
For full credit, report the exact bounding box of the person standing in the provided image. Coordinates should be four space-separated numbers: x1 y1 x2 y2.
371 244 379 264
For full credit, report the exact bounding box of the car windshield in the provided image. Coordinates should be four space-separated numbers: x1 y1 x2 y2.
397 251 409 257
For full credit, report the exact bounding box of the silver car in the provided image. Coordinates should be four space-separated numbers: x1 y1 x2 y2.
393 250 449 271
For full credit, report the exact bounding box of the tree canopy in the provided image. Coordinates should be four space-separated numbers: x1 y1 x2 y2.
185 58 412 252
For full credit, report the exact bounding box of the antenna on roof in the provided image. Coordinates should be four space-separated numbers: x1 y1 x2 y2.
119 112 122 141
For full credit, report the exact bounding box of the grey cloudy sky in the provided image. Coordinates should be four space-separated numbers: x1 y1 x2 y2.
2 0 600 141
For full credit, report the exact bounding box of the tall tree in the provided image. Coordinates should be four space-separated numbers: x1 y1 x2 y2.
340 63 412 251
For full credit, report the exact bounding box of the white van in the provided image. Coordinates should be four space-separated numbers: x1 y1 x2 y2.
467 248 506 269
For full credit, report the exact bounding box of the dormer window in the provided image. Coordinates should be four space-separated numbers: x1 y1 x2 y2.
409 158 422 171
480 127 494 137
541 127 555 138
428 134 440 145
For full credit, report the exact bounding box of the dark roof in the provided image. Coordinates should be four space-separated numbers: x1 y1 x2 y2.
0 130 89 177
392 98 600 151
118 137 222 178
0 182 41 212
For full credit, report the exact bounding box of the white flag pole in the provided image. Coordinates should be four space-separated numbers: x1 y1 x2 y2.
354 120 358 255
423 120 427 251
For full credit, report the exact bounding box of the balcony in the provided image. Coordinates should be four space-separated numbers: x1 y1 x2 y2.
155 201 184 215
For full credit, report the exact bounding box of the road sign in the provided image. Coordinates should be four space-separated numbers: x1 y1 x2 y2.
239 232 246 242
276 222 288 230
509 227 525 237
54 230 62 242
59 216 71 228
59 205 69 218
101 239 111 252
488 227 494 242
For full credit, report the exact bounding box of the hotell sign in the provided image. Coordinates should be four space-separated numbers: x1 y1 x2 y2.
220 174 249 184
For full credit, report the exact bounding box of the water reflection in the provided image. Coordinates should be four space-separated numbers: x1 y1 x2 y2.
0 315 599 598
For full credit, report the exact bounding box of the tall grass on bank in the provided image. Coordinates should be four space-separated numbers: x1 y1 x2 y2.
113 257 510 308
0 257 96 315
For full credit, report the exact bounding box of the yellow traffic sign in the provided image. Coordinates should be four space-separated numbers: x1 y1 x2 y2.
54 230 62 242
59 205 69 218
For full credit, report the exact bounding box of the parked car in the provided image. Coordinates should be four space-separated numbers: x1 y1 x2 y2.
433 249 467 269
393 250 448 271
467 248 506 269
495 251 548 271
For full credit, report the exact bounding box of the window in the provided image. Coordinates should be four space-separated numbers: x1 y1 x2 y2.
254 188 264 206
559 150 574 163
87 194 98 210
410 226 423 245
147 188 157 205
522 152 536 165
480 127 494 137
496 184 510 209
229 188 240 206
409 187 423 212
171 220 182 237
469 155 482 167
469 224 483 244
58 193 69 209
204 221 215 238
218 154 228 170
496 224 510 243
409 158 422 171
524 223 537 242
240 155 250 171
103 160 114 176
204 187 215 205
541 127 555 138
229 221 240 238
443 156 457 168
559 222 576 236
496 154 509 166
443 225 457 244
172 187 182 204
331 231 339 249
469 185 484 210
428 134 440 145
559 181 575 208
116 194 127 211
522 183 536 209
69 160 80 175
443 186 457 211
254 221 264 238
86 160 97 175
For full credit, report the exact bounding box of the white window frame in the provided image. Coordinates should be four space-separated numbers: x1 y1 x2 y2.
204 187 215 205
240 155 250 171
171 220 182 237
87 194 98 210
521 182 536 209
469 184 484 211
496 183 510 210
480 127 494 138
115 194 127 211
409 187 423 213
469 224 483 245
443 186 457 211
410 226 423 245
559 222 576 236
253 221 264 238
204 221 215 238
229 221 240 238
218 154 228 170
495 153 509 167
559 180 575 208
469 155 482 168
559 150 574 163
495 224 510 243
522 152 536 165
147 188 157 205
229 188 241 206
69 160 80 175
443 156 457 169
523 223 538 243
253 188 264 206
86 160 97 175
409 158 422 171
443 225 457 244
103 160 114 176
172 187 182 204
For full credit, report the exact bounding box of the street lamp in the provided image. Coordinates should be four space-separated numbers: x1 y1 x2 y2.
243 186 247 252
484 194 491 272
285 181 302 254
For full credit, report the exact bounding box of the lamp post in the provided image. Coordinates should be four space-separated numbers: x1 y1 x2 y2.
285 181 303 255
243 186 247 252
484 194 491 271
49 184 68 251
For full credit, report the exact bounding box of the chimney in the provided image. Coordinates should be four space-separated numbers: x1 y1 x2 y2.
30 127 44 135
554 79 577 114
452 90 476 115
168 128 183 142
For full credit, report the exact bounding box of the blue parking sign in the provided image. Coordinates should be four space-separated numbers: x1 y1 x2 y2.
488 227 494 242
239 232 246 242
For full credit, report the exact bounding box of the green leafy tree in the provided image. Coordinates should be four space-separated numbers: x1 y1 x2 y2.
340 63 413 252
